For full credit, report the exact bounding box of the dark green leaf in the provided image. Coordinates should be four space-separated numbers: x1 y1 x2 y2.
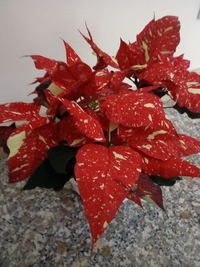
173 104 200 119
47 145 79 174
23 158 70 191
35 79 51 97
149 87 168 98
149 175 182 186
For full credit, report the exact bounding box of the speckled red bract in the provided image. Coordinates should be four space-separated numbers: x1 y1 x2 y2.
8 123 58 183
1 15 200 246
75 144 142 243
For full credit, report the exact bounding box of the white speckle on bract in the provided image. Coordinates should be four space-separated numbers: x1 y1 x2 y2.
125 129 133 133
142 41 149 62
158 140 166 144
163 120 170 128
12 163 29 172
164 26 173 32
38 135 46 144
84 119 88 123
111 56 118 65
144 103 155 108
7 131 26 158
78 163 84 166
99 183 105 190
147 130 167 140
109 194 114 199
148 114 152 121
95 138 104 141
71 102 76 108
1 119 11 123
187 81 200 87
71 138 85 146
103 221 108 229
96 71 105 76
114 166 120 170
11 111 21 115
188 88 200 95
142 144 152 150
113 151 126 160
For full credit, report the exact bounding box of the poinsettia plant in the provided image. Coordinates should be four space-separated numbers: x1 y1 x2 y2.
1 15 200 246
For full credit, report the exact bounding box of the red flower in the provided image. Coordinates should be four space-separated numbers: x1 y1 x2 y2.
75 144 142 244
1 15 200 246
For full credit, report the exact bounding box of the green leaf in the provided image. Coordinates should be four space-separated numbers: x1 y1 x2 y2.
142 195 157 206
23 158 70 191
47 145 79 174
149 175 182 186
173 104 200 119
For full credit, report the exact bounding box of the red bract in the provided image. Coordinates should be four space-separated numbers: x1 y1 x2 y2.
56 116 92 147
80 25 119 70
116 16 180 76
100 90 165 128
85 108 110 131
63 40 82 66
118 125 178 160
30 55 57 73
75 144 141 244
109 70 131 92
138 55 190 85
31 54 93 95
137 55 200 113
44 89 68 117
142 156 200 178
169 71 200 113
136 16 180 64
59 98 106 142
177 134 200 157
129 174 164 210
80 69 130 97
69 62 93 83
0 102 40 123
118 119 200 162
1 15 200 247
94 69 111 95
31 56 76 92
116 39 135 71
8 122 57 182
0 100 58 182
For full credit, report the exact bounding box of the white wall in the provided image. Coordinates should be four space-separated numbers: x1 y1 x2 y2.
0 0 200 103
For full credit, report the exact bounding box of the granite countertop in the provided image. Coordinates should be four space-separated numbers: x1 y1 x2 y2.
0 106 200 267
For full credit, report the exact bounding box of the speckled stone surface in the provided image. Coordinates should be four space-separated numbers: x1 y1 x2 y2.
0 106 200 267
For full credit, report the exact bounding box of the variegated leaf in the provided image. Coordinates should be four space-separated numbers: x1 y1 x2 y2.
100 91 165 128
0 103 40 124
59 98 105 142
142 156 200 178
75 144 141 244
7 123 58 182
